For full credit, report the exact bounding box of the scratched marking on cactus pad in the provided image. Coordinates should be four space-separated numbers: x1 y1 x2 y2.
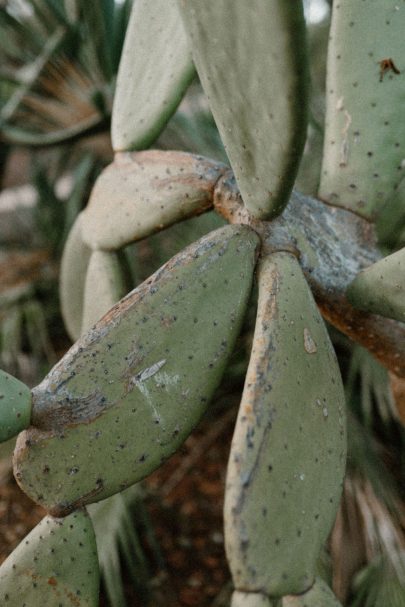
133 359 167 382
303 329 317 354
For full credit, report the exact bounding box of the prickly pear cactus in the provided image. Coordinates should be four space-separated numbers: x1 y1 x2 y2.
14 226 259 515
0 509 99 606
319 0 405 219
282 578 343 606
0 369 32 442
347 246 405 322
3 1 404 605
111 0 195 151
224 253 346 598
177 0 309 219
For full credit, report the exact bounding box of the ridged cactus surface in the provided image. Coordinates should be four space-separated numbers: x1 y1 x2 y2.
14 226 259 515
224 253 347 597
111 0 195 152
319 0 405 219
0 510 99 606
177 0 308 219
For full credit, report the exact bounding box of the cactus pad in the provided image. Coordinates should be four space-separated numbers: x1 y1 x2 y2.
0 369 31 442
0 510 99 606
177 0 308 219
282 577 342 606
81 250 127 332
232 591 274 607
319 0 405 219
14 226 259 515
224 252 347 597
60 213 92 342
111 0 195 152
346 246 405 322
81 151 224 251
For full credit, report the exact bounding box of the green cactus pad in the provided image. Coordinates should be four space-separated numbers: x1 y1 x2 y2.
224 252 347 597
282 577 342 606
0 369 31 442
177 0 308 220
60 213 92 342
14 226 259 516
232 591 274 607
346 247 405 322
81 151 224 251
319 1 405 220
81 250 127 332
111 0 195 152
0 510 99 606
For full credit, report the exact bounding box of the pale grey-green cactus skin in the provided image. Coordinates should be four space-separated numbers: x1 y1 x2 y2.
319 0 405 220
60 212 92 342
0 369 32 442
111 0 195 152
232 590 275 607
347 247 405 322
176 0 309 220
13 225 259 516
281 577 342 606
81 250 127 332
81 151 225 251
224 252 346 597
0 509 99 606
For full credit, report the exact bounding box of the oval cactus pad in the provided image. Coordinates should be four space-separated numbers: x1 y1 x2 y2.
0 509 99 606
14 225 259 515
177 0 309 219
0 369 31 443
224 252 347 597
112 0 195 152
60 213 92 342
347 246 405 323
319 0 405 219
81 151 224 251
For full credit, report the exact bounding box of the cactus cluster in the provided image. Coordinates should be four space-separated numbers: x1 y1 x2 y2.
0 1 404 605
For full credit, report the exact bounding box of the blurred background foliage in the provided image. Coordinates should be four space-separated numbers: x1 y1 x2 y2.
0 1 404 606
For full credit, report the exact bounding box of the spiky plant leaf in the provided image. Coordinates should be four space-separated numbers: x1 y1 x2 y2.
346 345 397 427
350 554 405 607
0 0 131 145
88 486 156 607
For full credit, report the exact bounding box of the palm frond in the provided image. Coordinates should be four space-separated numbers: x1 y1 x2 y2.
345 344 397 427
88 485 160 607
350 553 405 607
0 0 132 146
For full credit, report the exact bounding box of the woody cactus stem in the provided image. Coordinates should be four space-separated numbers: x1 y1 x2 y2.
74 149 405 379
